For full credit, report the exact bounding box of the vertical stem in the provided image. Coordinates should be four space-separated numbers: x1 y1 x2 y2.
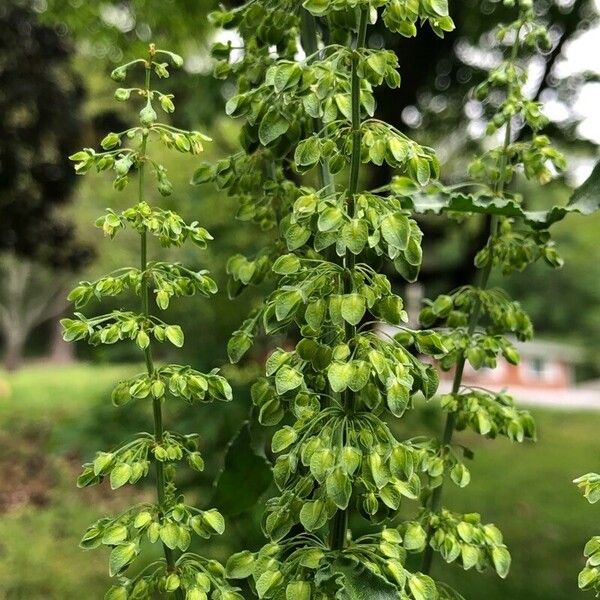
421 23 523 575
300 10 334 193
329 7 369 552
139 59 182 595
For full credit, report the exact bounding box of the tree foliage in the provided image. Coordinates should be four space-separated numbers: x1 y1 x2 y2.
0 1 90 268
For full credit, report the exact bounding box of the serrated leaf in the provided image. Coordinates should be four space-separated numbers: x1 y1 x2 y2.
317 556 400 600
400 160 600 229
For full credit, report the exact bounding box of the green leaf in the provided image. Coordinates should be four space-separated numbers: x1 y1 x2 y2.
492 546 511 579
381 213 410 250
272 426 298 453
408 573 437 600
273 254 301 275
436 582 467 600
341 294 366 326
303 0 330 16
275 289 303 321
387 381 410 418
203 509 225 535
579 566 599 590
326 467 352 509
228 331 253 364
318 207 344 232
275 365 304 394
165 325 184 347
160 522 179 549
295 137 322 167
342 219 368 255
450 463 471 488
110 463 132 489
273 63 302 93
394 253 420 283
108 543 137 576
191 163 214 185
317 556 400 600
226 550 255 579
256 570 284 599
404 522 427 551
286 581 311 600
211 423 272 516
259 109 290 146
299 499 328 531
328 362 353 393
431 0 449 16
102 524 128 545
105 586 128 600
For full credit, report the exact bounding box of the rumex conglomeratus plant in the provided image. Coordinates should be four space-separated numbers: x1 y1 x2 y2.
63 45 243 600
196 0 600 598
402 0 600 580
196 1 501 598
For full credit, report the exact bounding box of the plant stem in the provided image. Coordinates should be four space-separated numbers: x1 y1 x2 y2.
421 25 522 575
139 60 182 596
300 10 334 193
329 7 369 552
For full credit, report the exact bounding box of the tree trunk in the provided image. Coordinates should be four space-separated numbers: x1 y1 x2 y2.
48 315 75 365
3 330 26 371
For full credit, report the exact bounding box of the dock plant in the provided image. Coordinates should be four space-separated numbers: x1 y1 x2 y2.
194 0 600 598
414 0 563 576
62 46 242 600
197 1 479 598
408 0 600 580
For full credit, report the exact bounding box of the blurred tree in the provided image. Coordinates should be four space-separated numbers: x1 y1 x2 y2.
0 255 70 370
0 1 89 267
0 1 91 368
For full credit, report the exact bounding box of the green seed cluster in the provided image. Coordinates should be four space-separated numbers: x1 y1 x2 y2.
63 46 242 600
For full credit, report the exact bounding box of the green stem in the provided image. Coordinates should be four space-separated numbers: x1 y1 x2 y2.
421 25 522 575
329 7 369 552
300 10 334 193
139 59 182 596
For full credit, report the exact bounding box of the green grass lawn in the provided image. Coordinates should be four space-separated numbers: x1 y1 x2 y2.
436 410 600 599
0 362 137 423
0 363 598 599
